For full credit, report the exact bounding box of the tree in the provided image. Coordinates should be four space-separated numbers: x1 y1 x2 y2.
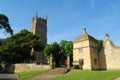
64 41 73 56
96 40 103 51
44 45 52 68
51 42 60 57
60 40 73 57
44 45 51 58
44 42 60 67
0 29 43 64
51 42 60 67
64 41 73 68
44 40 73 68
0 14 13 35
0 39 2 46
59 40 68 57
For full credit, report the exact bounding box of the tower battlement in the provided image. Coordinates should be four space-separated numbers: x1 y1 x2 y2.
31 12 47 45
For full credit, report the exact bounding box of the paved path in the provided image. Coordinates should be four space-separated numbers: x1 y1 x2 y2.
115 77 120 80
28 74 60 80
0 73 18 80
28 68 70 80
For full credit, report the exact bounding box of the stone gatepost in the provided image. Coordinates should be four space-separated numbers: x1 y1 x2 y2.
67 55 70 69
50 53 53 69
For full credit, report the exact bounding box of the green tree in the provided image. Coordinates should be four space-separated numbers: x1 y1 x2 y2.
0 14 13 35
50 42 60 67
44 42 60 67
96 40 103 51
64 41 73 68
0 39 2 46
44 41 73 68
59 40 73 57
0 29 43 64
51 42 60 57
44 45 51 58
59 40 68 56
64 41 73 56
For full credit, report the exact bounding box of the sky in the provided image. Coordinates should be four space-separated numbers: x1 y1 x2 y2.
0 0 120 45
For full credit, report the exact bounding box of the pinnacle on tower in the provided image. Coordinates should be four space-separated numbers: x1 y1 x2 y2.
36 11 38 18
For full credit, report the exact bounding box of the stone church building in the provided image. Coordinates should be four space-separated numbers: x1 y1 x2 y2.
73 28 120 70
31 12 47 64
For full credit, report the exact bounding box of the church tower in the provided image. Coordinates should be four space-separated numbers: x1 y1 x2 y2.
31 12 47 63
31 12 47 45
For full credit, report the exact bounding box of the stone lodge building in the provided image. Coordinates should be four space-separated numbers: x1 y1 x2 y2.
73 28 120 70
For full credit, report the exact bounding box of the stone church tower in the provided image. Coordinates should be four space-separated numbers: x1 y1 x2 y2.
31 12 47 45
31 12 47 63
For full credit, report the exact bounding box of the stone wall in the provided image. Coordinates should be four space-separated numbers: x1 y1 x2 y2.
89 40 99 70
98 49 107 70
104 37 120 70
73 29 120 70
6 63 50 73
73 40 92 70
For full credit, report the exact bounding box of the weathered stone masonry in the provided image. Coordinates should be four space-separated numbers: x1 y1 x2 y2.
73 28 120 70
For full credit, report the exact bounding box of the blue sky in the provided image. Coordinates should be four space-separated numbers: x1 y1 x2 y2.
0 0 120 45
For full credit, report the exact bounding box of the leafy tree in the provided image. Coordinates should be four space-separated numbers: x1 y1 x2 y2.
64 41 73 67
44 40 73 67
59 40 69 66
59 40 68 48
59 40 68 57
64 41 73 56
51 42 60 57
0 39 2 46
96 40 103 51
59 40 73 57
0 14 13 35
0 29 43 64
44 45 51 57
44 42 60 67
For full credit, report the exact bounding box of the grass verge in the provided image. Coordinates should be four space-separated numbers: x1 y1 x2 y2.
50 70 120 80
17 70 45 80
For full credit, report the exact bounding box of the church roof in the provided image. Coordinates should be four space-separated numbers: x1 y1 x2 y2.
74 28 96 43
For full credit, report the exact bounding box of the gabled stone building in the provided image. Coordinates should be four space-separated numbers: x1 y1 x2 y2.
73 28 99 70
73 28 120 70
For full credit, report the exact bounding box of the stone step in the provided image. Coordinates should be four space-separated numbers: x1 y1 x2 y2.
46 68 70 75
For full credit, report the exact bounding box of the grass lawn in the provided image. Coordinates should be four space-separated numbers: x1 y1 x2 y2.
50 70 120 80
17 70 45 80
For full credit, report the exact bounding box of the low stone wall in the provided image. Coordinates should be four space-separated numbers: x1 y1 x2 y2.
7 63 50 73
